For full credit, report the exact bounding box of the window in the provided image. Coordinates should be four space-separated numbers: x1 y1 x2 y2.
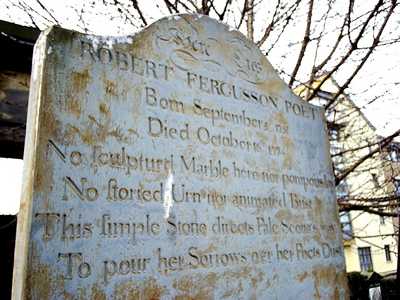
358 247 373 272
390 150 398 161
387 145 400 161
380 215 385 225
330 128 339 141
371 173 379 188
336 181 349 199
339 211 352 240
378 209 385 225
327 123 344 142
390 148 399 161
384 245 391 262
394 178 400 196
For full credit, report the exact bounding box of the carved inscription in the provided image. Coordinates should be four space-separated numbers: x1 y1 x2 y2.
14 15 347 300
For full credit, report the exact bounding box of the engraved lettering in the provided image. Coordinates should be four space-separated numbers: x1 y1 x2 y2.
58 252 91 280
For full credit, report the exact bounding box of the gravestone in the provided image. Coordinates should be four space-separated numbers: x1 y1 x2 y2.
13 14 348 299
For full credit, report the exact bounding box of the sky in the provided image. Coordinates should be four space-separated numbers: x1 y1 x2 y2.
0 0 399 213
0 158 23 214
0 0 398 135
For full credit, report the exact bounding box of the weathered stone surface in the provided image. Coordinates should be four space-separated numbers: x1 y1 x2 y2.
13 14 348 299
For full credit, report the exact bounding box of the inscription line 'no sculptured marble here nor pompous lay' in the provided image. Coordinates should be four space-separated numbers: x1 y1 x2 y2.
12 14 348 299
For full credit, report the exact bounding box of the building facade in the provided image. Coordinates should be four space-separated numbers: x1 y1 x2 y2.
295 77 399 275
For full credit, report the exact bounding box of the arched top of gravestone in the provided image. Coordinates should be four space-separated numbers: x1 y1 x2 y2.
143 13 290 95
47 14 299 104
149 14 278 83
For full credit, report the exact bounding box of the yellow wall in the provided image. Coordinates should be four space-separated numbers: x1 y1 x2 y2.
344 211 397 274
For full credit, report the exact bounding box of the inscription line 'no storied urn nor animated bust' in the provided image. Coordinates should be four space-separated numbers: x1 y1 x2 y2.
12 14 348 299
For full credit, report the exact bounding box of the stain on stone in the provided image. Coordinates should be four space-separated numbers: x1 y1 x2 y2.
174 273 217 300
66 97 81 118
297 271 308 283
72 69 91 93
113 278 165 300
105 80 117 96
90 284 106 300
312 265 347 300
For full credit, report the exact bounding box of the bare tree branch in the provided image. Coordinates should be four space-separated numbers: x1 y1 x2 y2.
288 0 313 87
246 0 254 41
340 203 398 217
305 0 388 102
256 0 280 47
130 0 148 26
325 0 397 109
336 128 400 185
163 0 179 13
